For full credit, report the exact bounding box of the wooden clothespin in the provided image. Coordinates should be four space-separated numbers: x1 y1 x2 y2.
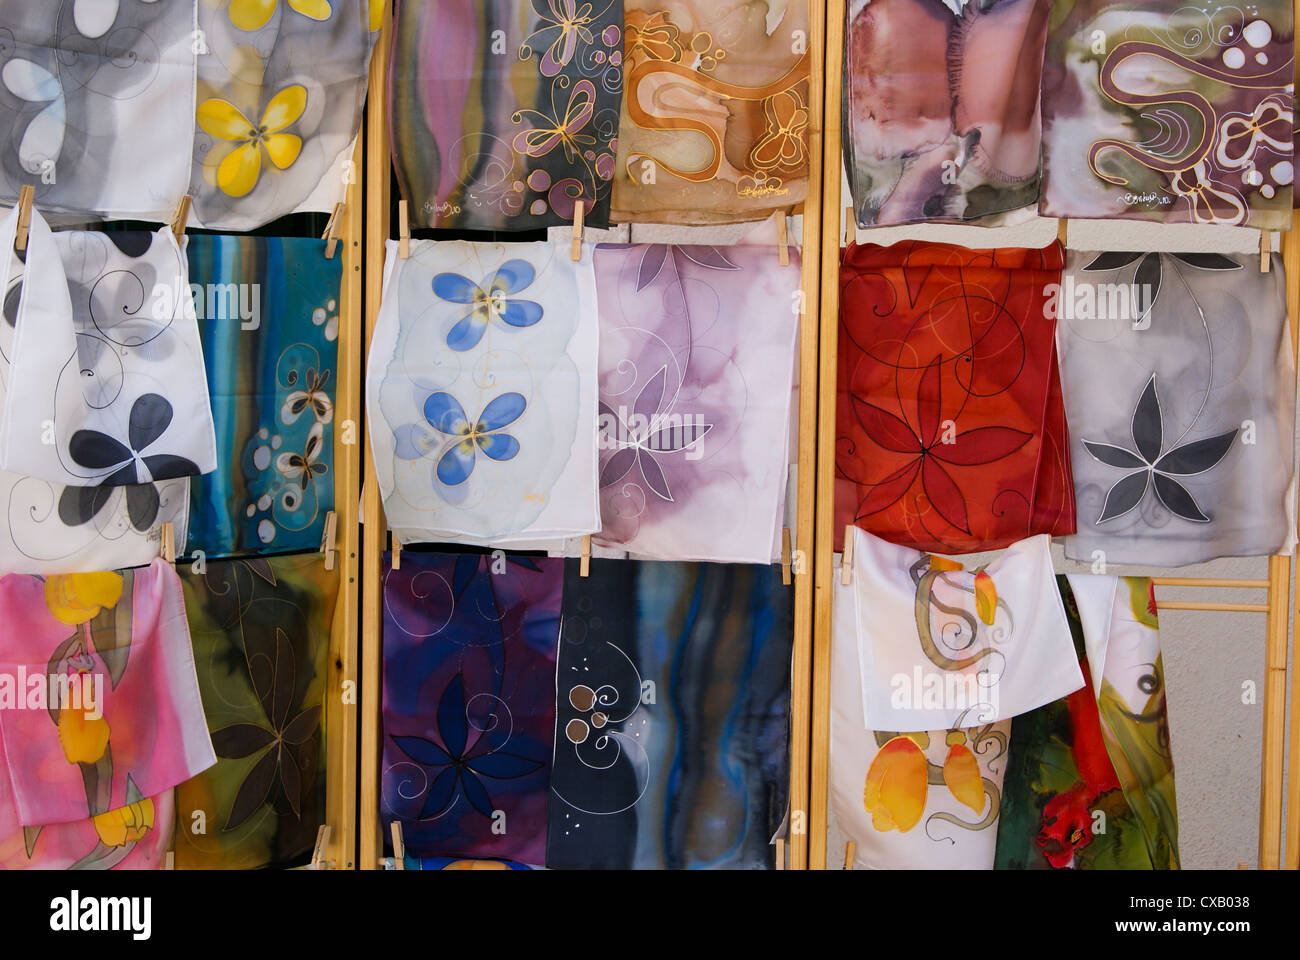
1057 218 1068 247
843 206 854 247
1236 860 1249 870
579 534 591 577
13 185 34 253
160 522 176 563
571 200 584 261
391 532 402 571
322 202 345 259
170 195 191 242
398 199 410 259
775 837 785 871
840 524 854 586
781 528 792 586
391 821 406 872
310 824 331 870
164 850 175 870
844 840 856 870
320 510 337 571
776 215 789 267
1260 230 1271 273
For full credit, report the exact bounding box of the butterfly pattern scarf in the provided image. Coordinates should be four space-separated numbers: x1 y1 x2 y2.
996 576 1179 870
547 560 793 869
836 240 1075 554
844 0 1051 226
1056 249 1295 565
389 0 625 231
185 235 340 559
592 243 799 563
1039 0 1295 227
368 240 599 545
175 555 338 869
0 561 216 839
611 0 813 224
381 551 561 866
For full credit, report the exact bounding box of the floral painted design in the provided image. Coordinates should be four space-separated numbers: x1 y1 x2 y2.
43 571 124 626
419 392 526 487
197 86 307 198
433 261 543 352
92 792 156 849
521 0 617 77
1084 374 1237 524
1079 250 1241 325
68 394 201 487
229 0 332 32
863 730 995 834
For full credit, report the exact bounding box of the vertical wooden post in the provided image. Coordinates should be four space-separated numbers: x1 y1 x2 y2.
785 0 827 873
359 0 392 872
809 0 847 870
1278 205 1299 871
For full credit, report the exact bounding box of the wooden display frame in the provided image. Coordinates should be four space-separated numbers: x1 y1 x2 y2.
809 0 1299 871
356 1 827 871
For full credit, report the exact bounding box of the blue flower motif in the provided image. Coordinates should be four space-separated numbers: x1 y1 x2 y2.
392 674 544 820
424 391 526 486
433 260 543 352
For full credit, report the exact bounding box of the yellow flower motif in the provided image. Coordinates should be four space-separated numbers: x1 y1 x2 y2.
229 0 332 32
92 798 156 848
863 735 928 833
942 733 986 815
197 85 307 198
58 698 111 766
44 572 123 625
973 569 997 625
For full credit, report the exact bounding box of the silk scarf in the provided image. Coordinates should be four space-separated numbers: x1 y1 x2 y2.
368 240 600 545
0 0 195 222
0 209 219 489
844 0 1051 227
547 560 793 870
192 0 380 230
0 560 216 835
831 574 1011 869
995 575 1179 869
1039 0 1294 227
389 0 625 231
592 243 799 563
0 789 172 870
0 470 190 578
839 528 1084 732
611 1 813 224
1056 249 1295 565
185 234 340 559
175 554 338 869
381 551 561 865
837 240 1075 554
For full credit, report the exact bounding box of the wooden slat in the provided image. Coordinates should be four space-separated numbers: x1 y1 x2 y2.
359 0 392 872
1286 205 1300 871
809 0 847 870
1158 600 1270 613
785 0 827 873
322 136 364 871
1150 577 1268 589
1259 552 1291 868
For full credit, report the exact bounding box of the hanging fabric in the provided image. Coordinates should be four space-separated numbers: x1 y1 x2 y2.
1040 0 1294 227
368 240 600 545
547 560 793 870
185 234 340 559
996 576 1179 869
191 0 380 230
0 207 218 489
611 0 813 224
844 0 1051 226
837 240 1075 554
175 554 337 869
388 0 625 231
591 243 799 563
0 788 172 870
0 561 216 836
381 551 562 867
0 0 195 222
1056 249 1295 564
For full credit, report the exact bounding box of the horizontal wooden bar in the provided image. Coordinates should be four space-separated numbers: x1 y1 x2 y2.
1157 600 1270 613
1151 577 1269 589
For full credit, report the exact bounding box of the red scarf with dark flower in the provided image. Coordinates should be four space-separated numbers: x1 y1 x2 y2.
836 240 1075 554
